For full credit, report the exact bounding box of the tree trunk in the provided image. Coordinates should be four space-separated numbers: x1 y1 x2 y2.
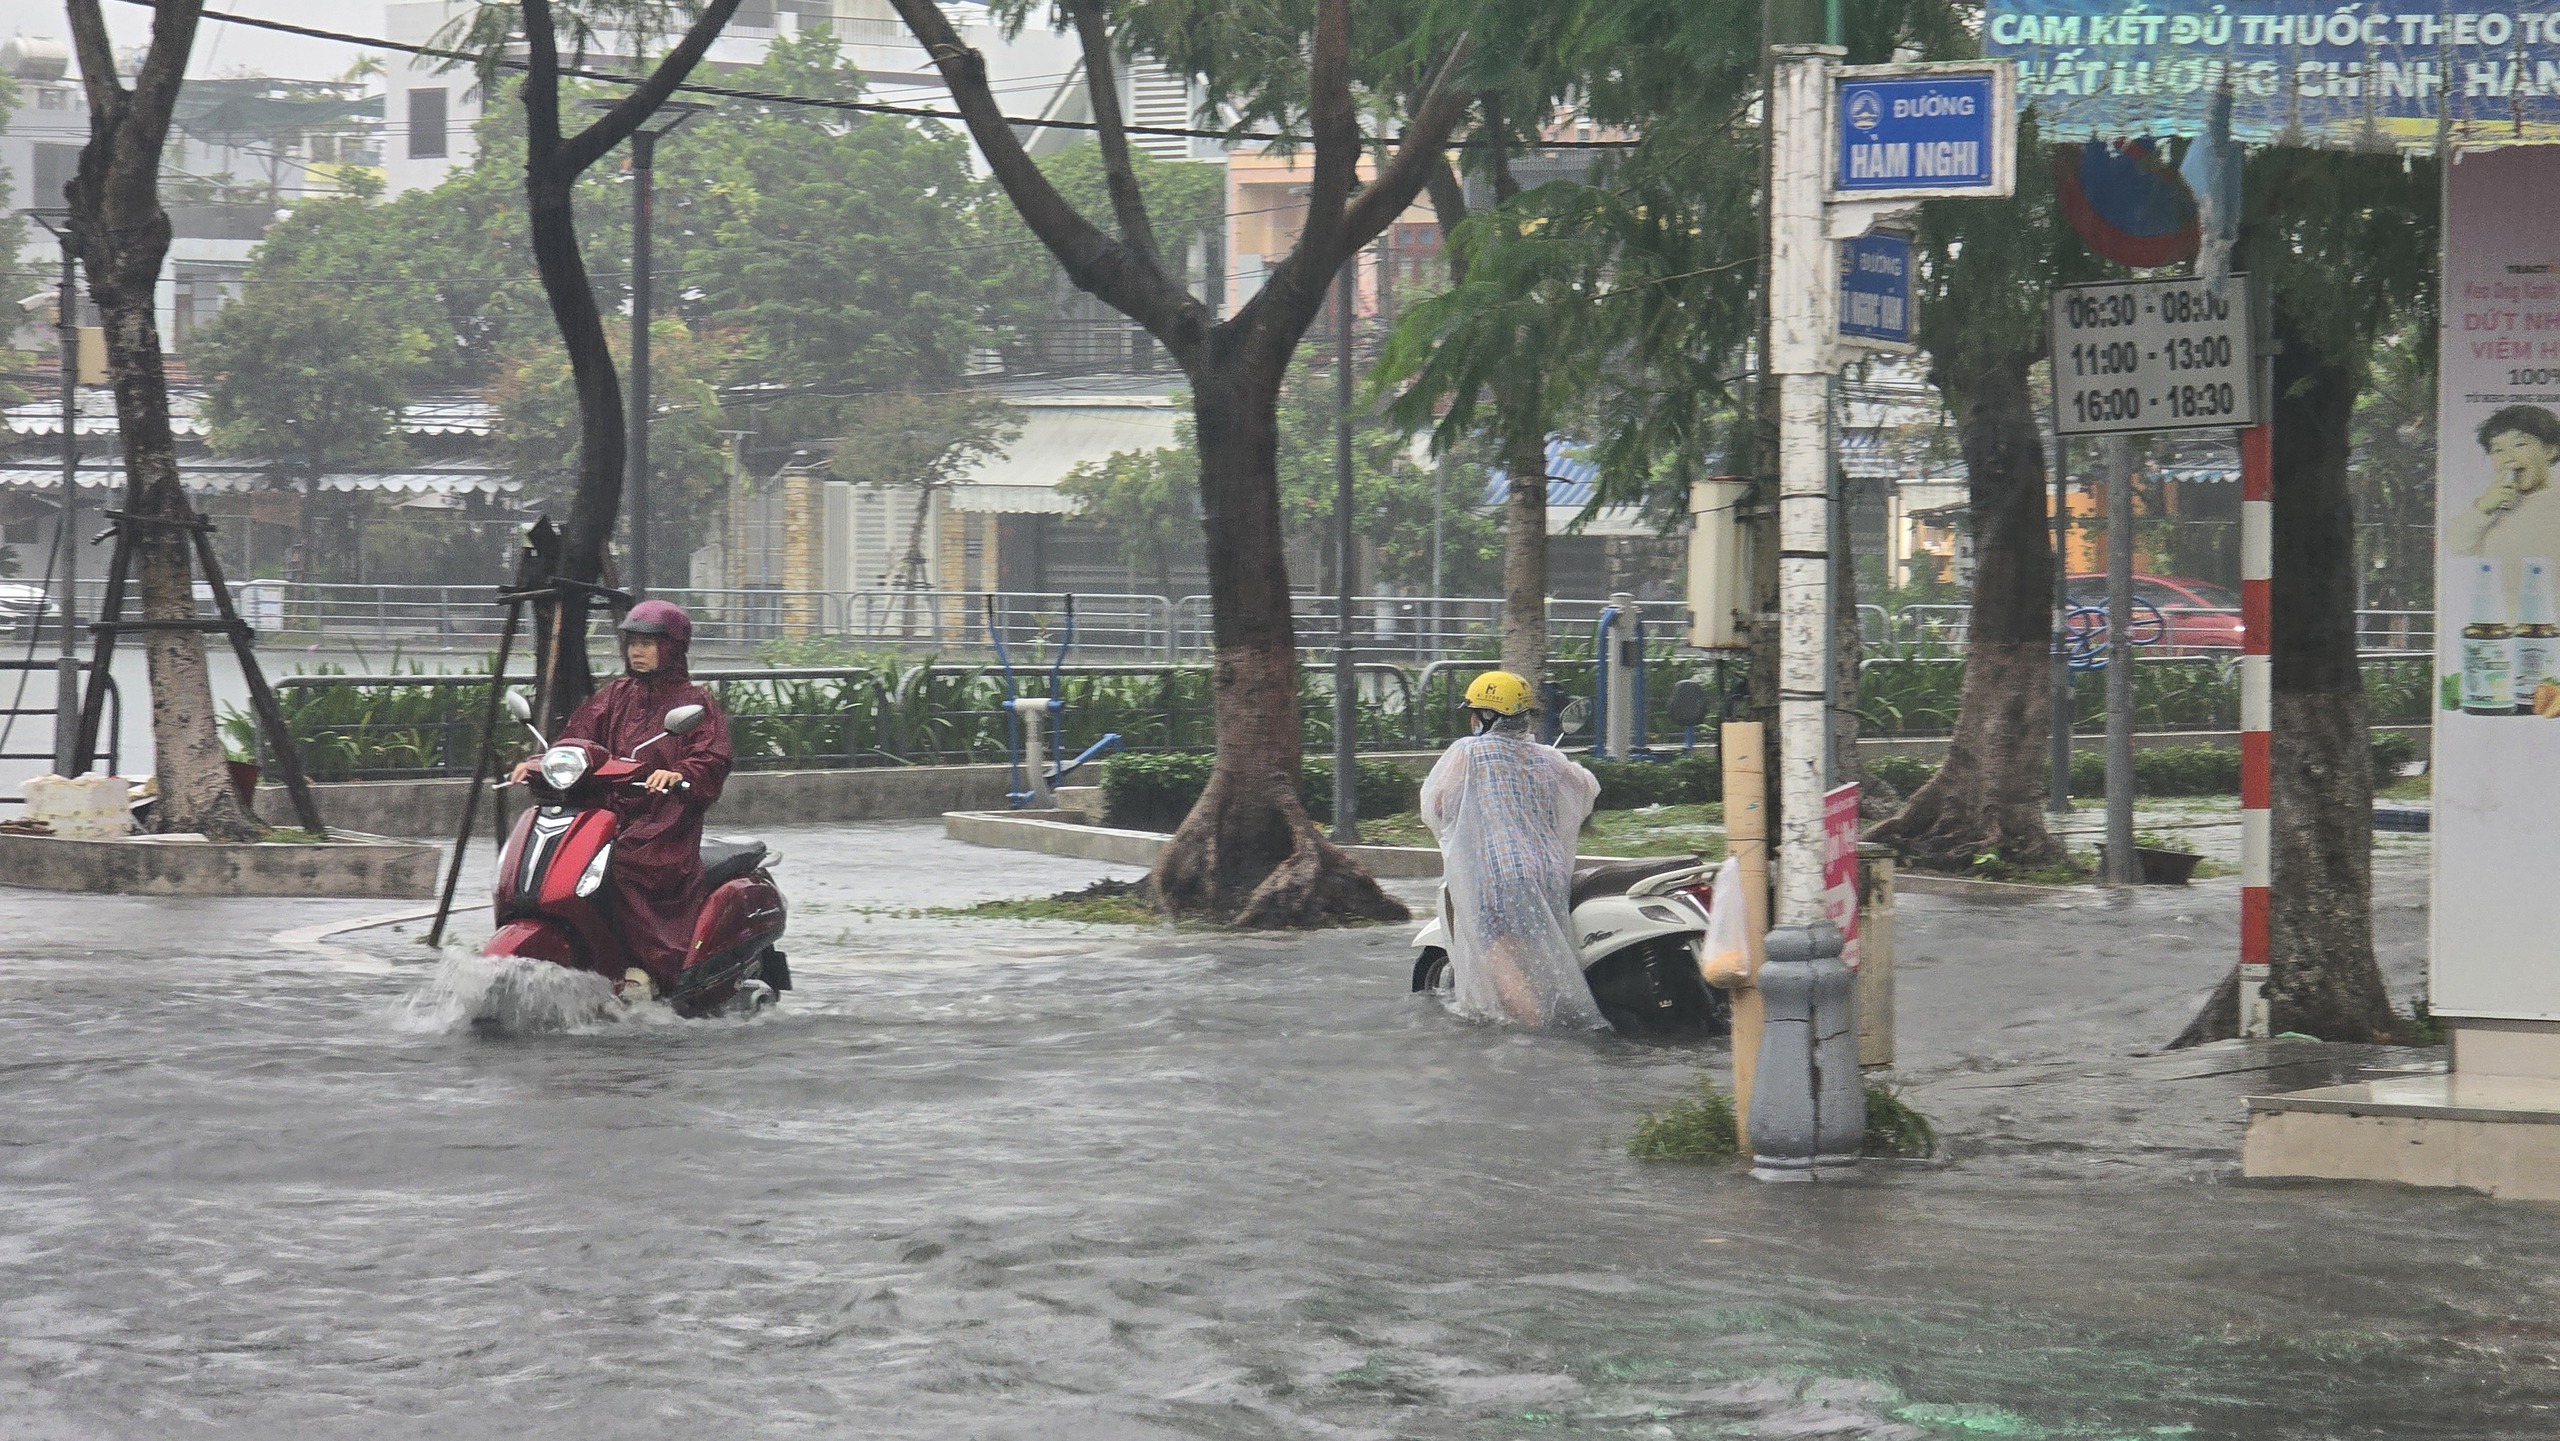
2263 307 2392 1039
1148 367 1406 926
1499 428 1549 689
522 170 615 733
1867 350 2063 870
96 259 253 839
63 0 252 841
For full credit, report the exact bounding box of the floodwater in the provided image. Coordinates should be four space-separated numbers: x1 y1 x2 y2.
3 825 2557 1438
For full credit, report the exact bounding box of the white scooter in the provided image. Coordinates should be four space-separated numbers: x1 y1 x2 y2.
1406 698 1729 1038
1408 857 1727 1037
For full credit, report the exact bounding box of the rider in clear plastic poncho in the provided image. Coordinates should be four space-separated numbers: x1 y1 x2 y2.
1420 671 1607 1029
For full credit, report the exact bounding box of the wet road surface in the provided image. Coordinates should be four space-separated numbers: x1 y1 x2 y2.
4 823 2556 1439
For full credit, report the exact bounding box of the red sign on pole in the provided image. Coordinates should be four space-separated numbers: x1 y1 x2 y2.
1823 781 1861 968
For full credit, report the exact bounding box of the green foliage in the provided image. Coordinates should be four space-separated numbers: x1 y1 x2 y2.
1058 446 1198 598
223 662 496 781
2133 830 2198 856
2369 730 2419 782
1626 1075 1740 1162
1578 754 1720 809
2069 746 2237 798
1631 1071 1950 1165
195 284 429 472
2353 321 2438 615
1300 758 1423 825
219 30 1013 568
825 393 1020 589
1058 357 1501 596
2365 659 2434 726
944 878 1164 928
1862 1085 1938 1160
2402 992 2445 1047
487 316 735 557
1879 735 2413 801
667 32 1003 436
1865 752 1938 796
1100 752 1417 832
1862 656 2424 738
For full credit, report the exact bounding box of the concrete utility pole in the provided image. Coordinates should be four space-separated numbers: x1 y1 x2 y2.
1766 46 2011 919
1767 46 1839 924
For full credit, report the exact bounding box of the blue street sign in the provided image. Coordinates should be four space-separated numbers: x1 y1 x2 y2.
1839 233 1914 345
1836 72 1999 194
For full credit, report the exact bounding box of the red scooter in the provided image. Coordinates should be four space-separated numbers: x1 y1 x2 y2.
483 691 789 1016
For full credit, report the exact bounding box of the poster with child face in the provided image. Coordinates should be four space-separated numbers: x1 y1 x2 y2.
2433 146 2560 1019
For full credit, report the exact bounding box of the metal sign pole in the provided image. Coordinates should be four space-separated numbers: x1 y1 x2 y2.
2103 434 2137 883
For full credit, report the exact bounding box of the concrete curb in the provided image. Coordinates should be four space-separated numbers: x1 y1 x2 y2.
0 830 442 898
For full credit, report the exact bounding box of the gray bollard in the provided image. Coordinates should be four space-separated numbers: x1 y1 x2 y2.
1749 925 1818 1182
1809 921 1865 1171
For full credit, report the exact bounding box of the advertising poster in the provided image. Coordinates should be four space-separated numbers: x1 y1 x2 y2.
2433 145 2560 1019
1823 782 1862 968
1985 1 2560 150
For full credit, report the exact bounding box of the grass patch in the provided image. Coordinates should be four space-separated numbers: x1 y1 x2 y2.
1357 802 1726 860
1966 849 2096 886
1583 803 1728 859
1863 1084 1937 1158
258 827 329 844
1628 1076 1939 1162
2400 992 2446 1047
2376 772 2433 802
1627 1075 1741 1161
935 878 1167 927
932 876 1399 931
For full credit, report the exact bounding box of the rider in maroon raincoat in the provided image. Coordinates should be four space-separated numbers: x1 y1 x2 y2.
514 599 732 993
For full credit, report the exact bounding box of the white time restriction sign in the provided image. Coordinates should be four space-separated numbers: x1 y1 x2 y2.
2048 275 2258 437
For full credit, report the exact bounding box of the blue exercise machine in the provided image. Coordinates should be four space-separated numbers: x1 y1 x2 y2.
985 593 1123 809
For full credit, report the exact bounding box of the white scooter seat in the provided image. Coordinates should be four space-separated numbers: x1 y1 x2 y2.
1569 856 1697 909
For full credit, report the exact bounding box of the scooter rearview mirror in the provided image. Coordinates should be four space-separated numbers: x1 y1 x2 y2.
663 704 707 736
504 690 533 724
1558 697 1591 736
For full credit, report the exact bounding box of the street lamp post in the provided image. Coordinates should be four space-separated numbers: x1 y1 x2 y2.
25 209 80 777
1331 257 1359 843
604 101 707 598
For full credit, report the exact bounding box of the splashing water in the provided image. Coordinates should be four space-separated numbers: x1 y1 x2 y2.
394 951 624 1035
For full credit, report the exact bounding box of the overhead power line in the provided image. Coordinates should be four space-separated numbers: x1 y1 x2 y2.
157 3 1640 152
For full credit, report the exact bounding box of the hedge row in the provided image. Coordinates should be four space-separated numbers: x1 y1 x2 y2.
1100 748 1732 831
1866 732 2419 799
1100 752 1421 832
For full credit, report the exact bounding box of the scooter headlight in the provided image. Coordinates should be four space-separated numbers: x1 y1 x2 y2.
539 744 590 791
574 841 612 898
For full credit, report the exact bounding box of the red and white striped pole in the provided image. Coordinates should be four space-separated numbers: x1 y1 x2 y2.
2238 420 2272 1037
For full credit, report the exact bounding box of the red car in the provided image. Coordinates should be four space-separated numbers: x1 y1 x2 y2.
2064 573 2245 655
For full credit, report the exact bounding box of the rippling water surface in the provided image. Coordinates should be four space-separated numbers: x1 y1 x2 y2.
3 824 2556 1438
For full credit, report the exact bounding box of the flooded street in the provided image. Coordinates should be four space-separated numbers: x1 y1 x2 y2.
4 824 2557 1438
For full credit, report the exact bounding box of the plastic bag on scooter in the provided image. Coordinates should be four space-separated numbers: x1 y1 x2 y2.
1419 729 1607 1029
1697 857 1754 988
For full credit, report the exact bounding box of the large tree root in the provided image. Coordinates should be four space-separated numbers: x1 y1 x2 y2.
1865 774 2068 874
1148 771 1408 928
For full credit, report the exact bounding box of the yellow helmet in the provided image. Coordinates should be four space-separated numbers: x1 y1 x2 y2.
1463 670 1537 717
